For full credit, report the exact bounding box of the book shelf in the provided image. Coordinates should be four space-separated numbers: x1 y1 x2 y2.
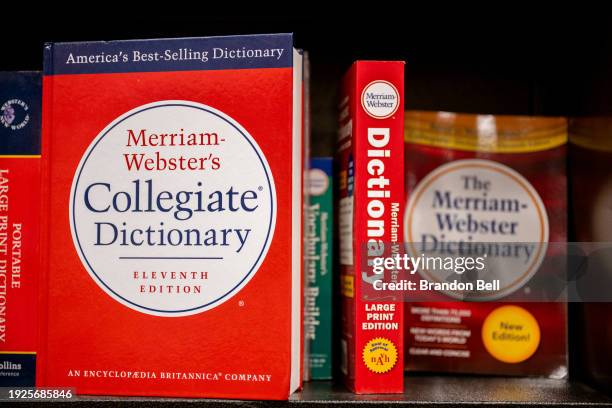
2 14 612 405
28 376 612 406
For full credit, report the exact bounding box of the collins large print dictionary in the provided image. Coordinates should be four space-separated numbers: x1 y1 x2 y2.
0 72 42 387
39 34 304 399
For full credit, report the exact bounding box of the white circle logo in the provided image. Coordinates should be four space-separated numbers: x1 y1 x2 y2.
404 159 549 300
70 101 276 316
361 80 400 119
308 168 330 196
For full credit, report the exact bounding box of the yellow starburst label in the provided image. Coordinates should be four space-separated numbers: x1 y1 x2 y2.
362 337 398 374
482 305 541 364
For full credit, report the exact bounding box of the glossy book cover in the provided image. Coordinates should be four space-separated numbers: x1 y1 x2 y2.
39 34 304 399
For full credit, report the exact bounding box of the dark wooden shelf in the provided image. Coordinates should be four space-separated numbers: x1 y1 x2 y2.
16 375 611 407
293 375 612 407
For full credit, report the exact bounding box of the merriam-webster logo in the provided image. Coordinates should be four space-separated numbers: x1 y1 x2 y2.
69 100 276 317
361 80 400 119
1 99 30 130
404 159 549 301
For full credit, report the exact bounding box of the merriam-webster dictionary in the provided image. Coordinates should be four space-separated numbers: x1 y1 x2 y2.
39 34 305 399
336 61 405 393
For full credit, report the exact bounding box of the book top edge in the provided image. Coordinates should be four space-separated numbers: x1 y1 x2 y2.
44 33 295 76
44 33 293 48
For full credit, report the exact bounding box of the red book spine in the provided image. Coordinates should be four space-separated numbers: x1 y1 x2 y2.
0 72 42 387
0 157 41 387
337 61 405 394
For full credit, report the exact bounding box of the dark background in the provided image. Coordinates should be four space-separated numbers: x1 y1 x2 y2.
3 12 612 394
3 13 612 155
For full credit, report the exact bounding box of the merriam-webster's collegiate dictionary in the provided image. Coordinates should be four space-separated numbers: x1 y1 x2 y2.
39 34 304 399
336 61 405 393
0 72 42 387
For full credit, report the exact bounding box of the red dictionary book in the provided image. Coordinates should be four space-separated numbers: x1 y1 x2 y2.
0 72 42 387
38 34 304 399
336 61 405 393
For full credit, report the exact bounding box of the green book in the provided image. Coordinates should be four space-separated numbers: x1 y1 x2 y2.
305 157 333 380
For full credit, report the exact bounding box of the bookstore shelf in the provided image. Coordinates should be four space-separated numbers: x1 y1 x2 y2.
24 375 612 407
3 16 612 406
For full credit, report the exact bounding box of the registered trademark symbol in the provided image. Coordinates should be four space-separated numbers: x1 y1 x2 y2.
258 186 263 191
238 300 245 307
